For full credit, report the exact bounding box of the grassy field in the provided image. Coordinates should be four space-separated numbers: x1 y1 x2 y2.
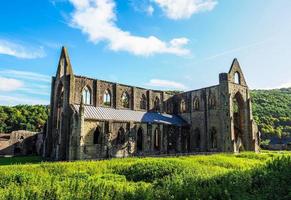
0 152 290 200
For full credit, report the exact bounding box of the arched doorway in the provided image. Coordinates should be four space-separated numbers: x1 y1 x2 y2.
137 127 143 152
181 128 190 153
93 126 101 144
233 92 245 152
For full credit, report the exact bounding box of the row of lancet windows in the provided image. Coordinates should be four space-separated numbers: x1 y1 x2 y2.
82 87 160 111
179 95 217 113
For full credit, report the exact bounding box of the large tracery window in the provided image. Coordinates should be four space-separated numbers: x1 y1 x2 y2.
121 92 130 108
82 86 91 105
103 89 111 106
154 97 160 112
140 94 147 110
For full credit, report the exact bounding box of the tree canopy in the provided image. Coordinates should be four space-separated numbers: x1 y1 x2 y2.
0 105 48 133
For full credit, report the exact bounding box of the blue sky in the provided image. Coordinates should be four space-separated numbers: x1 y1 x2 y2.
0 0 291 105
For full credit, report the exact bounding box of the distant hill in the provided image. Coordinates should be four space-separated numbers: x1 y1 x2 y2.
251 87 291 138
0 88 290 138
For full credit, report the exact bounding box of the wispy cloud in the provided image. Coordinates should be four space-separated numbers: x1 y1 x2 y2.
0 95 49 106
145 79 187 90
203 39 272 61
0 39 46 59
0 69 51 83
68 0 190 56
153 0 217 20
0 69 51 105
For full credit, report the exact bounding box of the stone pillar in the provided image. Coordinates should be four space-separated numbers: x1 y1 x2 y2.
128 122 135 156
79 97 85 160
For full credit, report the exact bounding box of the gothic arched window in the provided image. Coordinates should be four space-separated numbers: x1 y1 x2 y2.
93 126 101 144
154 97 160 112
117 127 126 145
140 94 147 110
121 92 130 108
103 89 111 106
82 86 91 105
180 99 186 113
193 97 200 111
208 94 216 109
234 72 240 84
137 127 143 152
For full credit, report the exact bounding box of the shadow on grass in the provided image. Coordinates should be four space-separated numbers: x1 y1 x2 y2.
0 156 43 165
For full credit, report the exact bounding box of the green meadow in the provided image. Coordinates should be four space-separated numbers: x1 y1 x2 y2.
0 152 290 200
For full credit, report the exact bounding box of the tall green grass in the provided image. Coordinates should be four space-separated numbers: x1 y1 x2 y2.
0 152 290 200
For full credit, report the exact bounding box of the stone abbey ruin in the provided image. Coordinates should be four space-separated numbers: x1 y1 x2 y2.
44 47 259 161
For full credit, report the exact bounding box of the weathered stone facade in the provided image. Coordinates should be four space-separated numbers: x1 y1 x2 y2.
0 130 43 156
44 47 259 161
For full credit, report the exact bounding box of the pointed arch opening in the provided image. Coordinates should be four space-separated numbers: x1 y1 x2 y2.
56 83 64 132
137 127 143 152
154 97 160 112
103 89 111 106
140 94 147 110
82 86 91 105
93 126 101 144
233 92 245 152
180 99 186 113
121 92 130 108
117 127 126 145
234 72 241 84
193 97 200 111
181 127 190 153
208 94 216 109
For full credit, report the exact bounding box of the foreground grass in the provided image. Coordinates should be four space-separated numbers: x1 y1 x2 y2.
0 152 290 200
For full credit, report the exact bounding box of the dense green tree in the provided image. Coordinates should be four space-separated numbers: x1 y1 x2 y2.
251 87 291 138
0 105 48 133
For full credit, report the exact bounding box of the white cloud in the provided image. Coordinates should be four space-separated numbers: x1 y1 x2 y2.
69 0 190 56
146 79 187 90
0 77 24 92
0 39 45 59
153 0 217 20
146 5 154 15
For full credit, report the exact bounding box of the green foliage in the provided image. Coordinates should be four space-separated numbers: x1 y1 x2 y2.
0 105 48 133
251 88 291 138
0 152 290 200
